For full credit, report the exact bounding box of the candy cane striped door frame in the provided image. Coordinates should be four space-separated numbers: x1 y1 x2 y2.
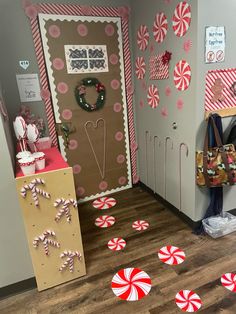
29 4 137 185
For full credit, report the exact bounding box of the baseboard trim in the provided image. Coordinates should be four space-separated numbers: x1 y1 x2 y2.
138 181 201 229
0 277 36 300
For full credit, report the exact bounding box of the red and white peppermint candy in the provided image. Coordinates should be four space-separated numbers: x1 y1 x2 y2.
95 215 115 228
172 2 191 37
111 267 151 301
175 290 202 312
221 273 236 292
147 85 159 108
158 246 186 265
137 25 149 51
153 12 168 43
135 57 146 80
108 238 126 251
92 197 116 210
174 60 191 91
132 220 149 231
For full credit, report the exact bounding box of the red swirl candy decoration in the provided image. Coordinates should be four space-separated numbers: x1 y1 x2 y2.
135 57 146 80
92 197 116 210
147 85 160 108
132 220 149 231
137 25 149 51
174 60 191 91
172 2 191 37
111 268 152 301
221 273 236 292
95 215 115 228
158 246 186 265
153 12 168 43
175 290 202 312
108 238 126 251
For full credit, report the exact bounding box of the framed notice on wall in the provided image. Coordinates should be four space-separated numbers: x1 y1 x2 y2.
205 26 225 63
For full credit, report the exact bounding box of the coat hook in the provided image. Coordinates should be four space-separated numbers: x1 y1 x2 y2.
153 136 161 193
179 142 189 211
164 137 174 199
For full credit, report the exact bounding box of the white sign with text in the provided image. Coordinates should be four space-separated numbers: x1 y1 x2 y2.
205 26 225 63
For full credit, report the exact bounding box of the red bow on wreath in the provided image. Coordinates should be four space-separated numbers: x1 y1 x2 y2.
96 83 105 93
162 51 172 65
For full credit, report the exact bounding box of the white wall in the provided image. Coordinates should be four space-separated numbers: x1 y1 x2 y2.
195 0 236 220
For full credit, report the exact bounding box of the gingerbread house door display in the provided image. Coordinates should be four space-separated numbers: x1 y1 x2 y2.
38 13 133 202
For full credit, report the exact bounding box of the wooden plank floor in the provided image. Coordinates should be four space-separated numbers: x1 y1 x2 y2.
1 186 236 313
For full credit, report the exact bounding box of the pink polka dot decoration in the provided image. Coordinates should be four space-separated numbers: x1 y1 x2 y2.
147 85 160 108
221 273 236 292
93 197 116 210
132 220 149 231
118 176 127 185
113 102 122 113
118 6 130 21
135 57 146 80
52 58 64 70
40 89 51 100
111 80 120 90
111 268 152 301
108 238 126 251
22 0 32 9
140 100 144 108
117 154 125 164
105 24 115 36
164 0 173 4
175 290 202 312
165 86 172 97
77 186 85 197
172 1 191 37
141 80 147 91
62 109 72 120
133 174 140 184
57 82 68 94
73 164 81 174
48 25 61 38
80 5 92 15
183 39 192 53
161 107 168 117
68 139 78 150
95 215 115 228
149 41 155 54
177 98 184 110
99 181 108 191
153 12 168 43
115 132 124 142
137 25 149 51
173 60 191 91
77 24 88 37
109 54 118 65
158 246 186 265
25 4 38 19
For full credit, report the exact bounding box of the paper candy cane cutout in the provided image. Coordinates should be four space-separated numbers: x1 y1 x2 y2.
33 230 60 256
20 178 50 207
54 198 77 223
59 250 82 273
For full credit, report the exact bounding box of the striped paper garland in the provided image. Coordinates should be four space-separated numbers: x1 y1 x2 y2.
29 4 138 182
205 68 236 113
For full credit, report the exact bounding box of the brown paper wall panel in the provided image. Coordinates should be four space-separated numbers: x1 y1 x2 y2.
15 167 86 291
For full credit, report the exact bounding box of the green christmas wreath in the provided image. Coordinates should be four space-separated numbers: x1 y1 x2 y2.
75 78 106 112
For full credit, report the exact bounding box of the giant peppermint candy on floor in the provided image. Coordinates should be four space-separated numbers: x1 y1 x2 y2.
111 267 152 301
175 290 202 312
158 245 186 265
173 60 191 91
92 197 116 210
172 1 191 37
95 215 115 228
221 273 236 292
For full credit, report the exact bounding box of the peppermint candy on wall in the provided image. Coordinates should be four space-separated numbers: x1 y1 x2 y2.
174 60 191 91
132 220 149 231
135 57 146 80
172 2 191 37
175 290 202 312
147 85 160 108
111 268 152 301
93 197 117 210
95 215 115 228
153 12 168 43
158 246 186 265
221 273 236 292
137 25 149 51
108 238 126 251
